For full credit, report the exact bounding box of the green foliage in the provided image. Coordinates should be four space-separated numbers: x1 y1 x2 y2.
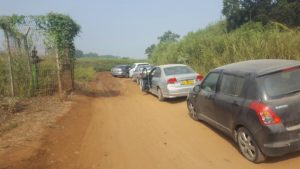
74 66 96 82
145 30 180 62
149 21 300 74
0 15 25 36
76 57 145 72
222 0 300 30
158 30 180 43
34 13 80 52
145 44 156 59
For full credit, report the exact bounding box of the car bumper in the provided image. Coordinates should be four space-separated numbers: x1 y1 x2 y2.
162 85 194 98
256 124 300 157
111 72 127 76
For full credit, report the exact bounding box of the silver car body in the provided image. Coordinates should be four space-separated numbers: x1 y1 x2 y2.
148 64 200 98
111 65 131 77
132 65 154 82
129 63 149 77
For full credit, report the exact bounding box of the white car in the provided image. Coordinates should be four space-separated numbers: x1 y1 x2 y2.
129 63 149 78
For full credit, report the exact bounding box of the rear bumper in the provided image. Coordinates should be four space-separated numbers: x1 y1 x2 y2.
255 125 300 157
162 85 194 98
262 138 300 157
111 72 127 77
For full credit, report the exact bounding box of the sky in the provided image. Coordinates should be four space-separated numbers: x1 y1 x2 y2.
0 0 223 58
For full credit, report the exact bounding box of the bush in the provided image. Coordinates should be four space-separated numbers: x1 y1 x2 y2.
74 66 96 82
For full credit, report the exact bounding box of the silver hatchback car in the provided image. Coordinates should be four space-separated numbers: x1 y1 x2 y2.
141 64 203 101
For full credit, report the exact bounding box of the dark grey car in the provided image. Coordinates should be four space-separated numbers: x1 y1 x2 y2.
187 59 300 163
111 65 131 77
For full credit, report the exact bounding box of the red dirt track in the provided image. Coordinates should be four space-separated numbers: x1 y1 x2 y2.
2 72 300 169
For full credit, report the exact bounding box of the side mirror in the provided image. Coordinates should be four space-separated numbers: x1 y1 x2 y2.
193 85 201 93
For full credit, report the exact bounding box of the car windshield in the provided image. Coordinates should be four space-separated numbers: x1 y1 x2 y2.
257 67 300 99
164 66 195 76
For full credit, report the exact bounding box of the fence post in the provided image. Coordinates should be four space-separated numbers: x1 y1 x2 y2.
31 47 39 92
4 30 15 97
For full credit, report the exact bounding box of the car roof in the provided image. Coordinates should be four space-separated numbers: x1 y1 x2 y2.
116 64 130 67
158 64 188 68
214 59 300 76
134 63 149 65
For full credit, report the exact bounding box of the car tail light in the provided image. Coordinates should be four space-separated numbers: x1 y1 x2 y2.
196 74 204 81
249 101 281 125
167 78 177 84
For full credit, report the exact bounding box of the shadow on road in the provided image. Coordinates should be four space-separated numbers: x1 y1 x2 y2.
75 83 120 98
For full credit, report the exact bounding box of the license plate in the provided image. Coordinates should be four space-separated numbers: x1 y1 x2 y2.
181 80 194 85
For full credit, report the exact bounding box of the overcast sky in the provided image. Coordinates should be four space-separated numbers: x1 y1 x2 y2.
0 0 223 58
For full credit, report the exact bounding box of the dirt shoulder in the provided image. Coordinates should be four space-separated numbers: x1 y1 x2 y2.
0 95 73 169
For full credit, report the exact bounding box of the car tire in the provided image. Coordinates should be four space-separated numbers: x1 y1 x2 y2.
125 73 129 78
187 100 198 120
237 127 266 163
157 88 165 101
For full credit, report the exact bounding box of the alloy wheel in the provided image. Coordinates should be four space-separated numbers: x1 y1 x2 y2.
187 101 197 120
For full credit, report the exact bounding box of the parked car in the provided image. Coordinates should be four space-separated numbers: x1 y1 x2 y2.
141 64 203 101
111 65 131 77
132 65 154 84
129 63 149 78
187 59 300 163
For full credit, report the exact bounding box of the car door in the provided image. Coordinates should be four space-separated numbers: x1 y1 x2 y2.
214 73 247 132
150 67 162 95
195 72 221 121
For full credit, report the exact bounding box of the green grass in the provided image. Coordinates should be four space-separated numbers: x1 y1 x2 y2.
75 57 146 72
74 66 96 82
150 21 300 75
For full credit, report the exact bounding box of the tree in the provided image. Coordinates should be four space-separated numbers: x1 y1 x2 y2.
0 15 25 96
158 30 180 43
222 0 300 30
35 13 80 97
75 49 84 58
145 44 156 59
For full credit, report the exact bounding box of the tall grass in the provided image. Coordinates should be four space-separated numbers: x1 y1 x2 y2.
0 53 58 97
76 57 146 72
150 21 300 74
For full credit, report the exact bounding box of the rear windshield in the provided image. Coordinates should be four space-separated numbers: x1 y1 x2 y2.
163 66 195 76
257 68 300 99
117 65 129 68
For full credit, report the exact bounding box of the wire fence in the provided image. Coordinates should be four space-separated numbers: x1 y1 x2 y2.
0 51 58 97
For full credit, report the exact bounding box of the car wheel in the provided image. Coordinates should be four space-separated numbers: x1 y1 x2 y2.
187 100 198 120
157 88 165 101
237 127 266 163
125 73 129 78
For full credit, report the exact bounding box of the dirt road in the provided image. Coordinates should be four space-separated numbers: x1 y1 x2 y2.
3 72 300 169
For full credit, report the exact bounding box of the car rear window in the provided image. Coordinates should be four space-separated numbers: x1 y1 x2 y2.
164 66 194 76
117 65 128 68
257 67 300 99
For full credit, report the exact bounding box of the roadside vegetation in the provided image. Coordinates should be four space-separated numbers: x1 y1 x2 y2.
74 57 145 82
147 0 300 74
